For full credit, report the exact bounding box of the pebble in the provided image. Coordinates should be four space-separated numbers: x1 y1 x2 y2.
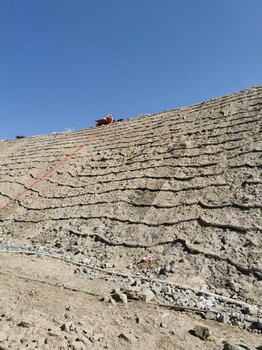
161 285 172 294
243 305 258 316
118 332 137 343
71 341 85 350
256 318 262 330
140 288 155 303
111 291 128 304
17 321 31 328
109 297 117 305
60 322 71 332
193 325 211 340
217 313 230 324
151 283 162 294
205 311 217 320
118 293 128 304
82 258 91 265
223 341 254 350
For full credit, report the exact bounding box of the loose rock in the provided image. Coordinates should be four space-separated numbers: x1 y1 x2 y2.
193 325 211 340
205 311 217 320
118 332 137 343
223 341 254 350
218 313 230 324
140 288 155 303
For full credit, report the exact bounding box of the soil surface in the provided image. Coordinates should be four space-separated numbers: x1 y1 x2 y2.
0 86 261 349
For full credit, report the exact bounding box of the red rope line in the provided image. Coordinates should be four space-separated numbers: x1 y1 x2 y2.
0 125 109 213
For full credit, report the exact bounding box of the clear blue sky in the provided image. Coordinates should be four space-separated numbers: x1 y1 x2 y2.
0 0 261 139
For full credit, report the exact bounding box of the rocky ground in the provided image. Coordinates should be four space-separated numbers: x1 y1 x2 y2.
0 86 261 349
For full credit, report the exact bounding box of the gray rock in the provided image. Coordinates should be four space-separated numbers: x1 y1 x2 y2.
92 333 103 342
109 297 117 305
160 321 168 328
111 291 128 304
100 295 110 303
223 341 254 350
193 325 211 340
104 262 113 268
135 314 141 324
217 313 230 324
140 288 155 303
83 258 91 265
196 302 205 309
256 318 262 330
186 299 196 308
118 293 128 304
161 285 172 294
205 311 217 320
60 322 71 332
71 341 85 350
243 305 258 316
17 321 31 328
131 279 141 287
151 283 162 295
118 332 137 343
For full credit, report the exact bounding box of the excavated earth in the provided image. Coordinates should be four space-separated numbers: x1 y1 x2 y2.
0 86 261 349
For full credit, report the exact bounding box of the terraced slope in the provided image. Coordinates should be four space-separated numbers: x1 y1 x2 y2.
0 86 261 349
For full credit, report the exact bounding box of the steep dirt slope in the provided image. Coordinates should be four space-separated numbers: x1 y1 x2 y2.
0 86 261 349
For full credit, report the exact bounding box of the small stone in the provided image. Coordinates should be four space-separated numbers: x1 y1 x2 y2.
119 293 128 304
161 285 172 294
135 315 141 324
242 305 258 316
151 283 162 295
93 333 103 342
69 323 76 331
186 299 196 308
223 341 254 350
196 302 205 309
193 325 211 340
83 258 91 265
17 321 31 328
71 341 85 350
104 262 113 268
205 311 217 320
60 322 71 332
256 318 262 330
118 332 137 343
100 296 110 303
217 313 230 324
130 279 142 291
160 321 168 328
109 297 116 305
140 288 155 303
0 331 7 342
111 292 128 304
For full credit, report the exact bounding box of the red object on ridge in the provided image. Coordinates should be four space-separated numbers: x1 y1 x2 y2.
96 114 114 127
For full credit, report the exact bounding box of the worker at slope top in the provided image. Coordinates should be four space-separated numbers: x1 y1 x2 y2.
95 114 114 127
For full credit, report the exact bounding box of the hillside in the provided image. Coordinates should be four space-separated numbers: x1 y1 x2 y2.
0 86 261 350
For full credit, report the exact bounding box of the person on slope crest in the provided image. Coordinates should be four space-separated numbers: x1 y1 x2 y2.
95 114 114 127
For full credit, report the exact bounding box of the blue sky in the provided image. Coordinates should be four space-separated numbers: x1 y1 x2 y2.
0 0 261 139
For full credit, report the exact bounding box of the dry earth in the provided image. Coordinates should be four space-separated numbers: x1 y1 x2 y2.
0 86 261 349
